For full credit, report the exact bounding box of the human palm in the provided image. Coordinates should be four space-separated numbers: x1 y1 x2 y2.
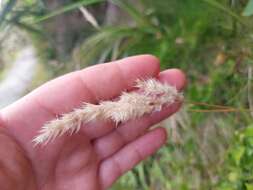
0 55 186 190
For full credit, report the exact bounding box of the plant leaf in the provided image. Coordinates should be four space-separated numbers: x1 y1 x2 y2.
33 0 104 23
203 0 245 25
110 0 150 27
243 0 253 16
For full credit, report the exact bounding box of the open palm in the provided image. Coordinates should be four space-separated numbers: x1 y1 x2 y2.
0 55 186 190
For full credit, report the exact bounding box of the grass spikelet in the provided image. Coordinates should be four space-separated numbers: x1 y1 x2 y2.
33 78 183 145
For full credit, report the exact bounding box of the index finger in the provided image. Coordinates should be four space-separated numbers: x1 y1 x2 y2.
1 55 160 145
32 54 160 115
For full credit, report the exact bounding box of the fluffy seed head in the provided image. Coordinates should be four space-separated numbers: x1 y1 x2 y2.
33 78 183 145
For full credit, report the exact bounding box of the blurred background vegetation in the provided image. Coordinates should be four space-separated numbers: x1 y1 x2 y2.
1 0 253 189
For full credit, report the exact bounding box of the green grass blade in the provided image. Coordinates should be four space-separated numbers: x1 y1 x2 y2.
78 26 142 63
110 0 150 26
12 20 43 34
33 0 104 23
81 26 138 49
242 0 253 16
203 0 246 25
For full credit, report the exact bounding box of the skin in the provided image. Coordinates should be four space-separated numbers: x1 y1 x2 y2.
0 55 186 190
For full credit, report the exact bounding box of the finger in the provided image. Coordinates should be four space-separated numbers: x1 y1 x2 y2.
31 54 160 114
94 102 180 160
93 69 186 159
75 68 186 139
99 127 167 189
1 55 160 145
158 68 187 91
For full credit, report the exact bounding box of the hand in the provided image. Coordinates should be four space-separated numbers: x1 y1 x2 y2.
0 55 186 190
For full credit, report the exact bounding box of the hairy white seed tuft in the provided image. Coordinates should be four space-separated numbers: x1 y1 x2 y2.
33 78 183 145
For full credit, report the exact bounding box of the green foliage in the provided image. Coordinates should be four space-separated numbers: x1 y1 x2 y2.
34 0 104 23
203 0 245 24
216 125 253 190
243 0 253 16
